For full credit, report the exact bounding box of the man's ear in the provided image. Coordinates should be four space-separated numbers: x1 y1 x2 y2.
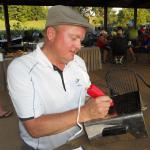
46 27 56 41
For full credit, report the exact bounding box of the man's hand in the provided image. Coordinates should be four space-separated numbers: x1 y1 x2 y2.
80 96 112 122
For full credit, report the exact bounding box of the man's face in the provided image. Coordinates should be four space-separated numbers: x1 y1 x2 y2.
48 25 86 64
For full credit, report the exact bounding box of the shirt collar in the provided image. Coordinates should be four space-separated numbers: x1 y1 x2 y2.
35 42 53 68
35 42 75 70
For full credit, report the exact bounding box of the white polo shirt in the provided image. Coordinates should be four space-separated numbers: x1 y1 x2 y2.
7 44 91 150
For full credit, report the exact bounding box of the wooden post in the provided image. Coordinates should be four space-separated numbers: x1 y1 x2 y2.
104 6 108 31
134 8 137 29
3 4 11 49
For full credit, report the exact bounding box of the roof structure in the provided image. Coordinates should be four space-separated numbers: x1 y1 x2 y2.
1 0 150 49
0 0 150 8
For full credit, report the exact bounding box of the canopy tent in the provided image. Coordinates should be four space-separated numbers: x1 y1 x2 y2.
0 0 150 49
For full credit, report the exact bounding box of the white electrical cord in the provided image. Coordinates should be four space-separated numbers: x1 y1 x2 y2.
68 88 84 141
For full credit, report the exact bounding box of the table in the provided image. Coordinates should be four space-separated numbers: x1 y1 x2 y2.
0 37 23 49
77 47 102 72
8 44 24 51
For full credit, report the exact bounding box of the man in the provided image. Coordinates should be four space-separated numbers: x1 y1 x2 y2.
7 5 112 150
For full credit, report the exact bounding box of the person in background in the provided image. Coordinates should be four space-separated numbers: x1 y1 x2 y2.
127 24 138 62
7 5 112 150
138 32 150 53
110 27 128 64
96 33 110 63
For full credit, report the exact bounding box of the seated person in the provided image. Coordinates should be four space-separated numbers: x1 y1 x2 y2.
110 27 128 64
127 42 137 62
96 33 110 63
127 25 138 62
128 27 138 48
138 33 150 53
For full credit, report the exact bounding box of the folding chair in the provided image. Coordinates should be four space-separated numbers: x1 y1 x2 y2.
105 68 139 96
105 68 150 109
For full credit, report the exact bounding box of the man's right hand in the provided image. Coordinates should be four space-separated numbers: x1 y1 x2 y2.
80 96 112 122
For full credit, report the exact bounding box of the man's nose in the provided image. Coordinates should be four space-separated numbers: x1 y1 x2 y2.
75 40 81 50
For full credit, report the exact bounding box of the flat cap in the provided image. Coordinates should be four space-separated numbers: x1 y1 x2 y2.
45 5 93 31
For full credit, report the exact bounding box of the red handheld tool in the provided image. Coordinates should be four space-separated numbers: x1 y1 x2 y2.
87 84 105 98
87 84 114 106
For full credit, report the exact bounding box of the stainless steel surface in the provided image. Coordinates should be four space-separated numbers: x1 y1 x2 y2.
84 112 148 139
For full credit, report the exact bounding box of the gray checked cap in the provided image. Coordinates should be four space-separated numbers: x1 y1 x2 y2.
45 5 93 31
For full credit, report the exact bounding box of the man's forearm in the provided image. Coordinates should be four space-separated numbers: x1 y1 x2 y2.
23 95 112 138
23 106 89 138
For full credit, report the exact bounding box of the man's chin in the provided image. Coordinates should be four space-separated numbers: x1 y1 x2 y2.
65 56 74 64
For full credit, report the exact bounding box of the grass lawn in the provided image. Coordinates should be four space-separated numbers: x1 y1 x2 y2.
0 20 46 31
0 20 5 30
23 20 45 29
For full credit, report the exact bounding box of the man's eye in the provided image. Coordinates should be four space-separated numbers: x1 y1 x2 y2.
71 37 77 41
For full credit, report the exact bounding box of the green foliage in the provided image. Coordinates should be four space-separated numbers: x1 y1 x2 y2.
0 6 150 32
91 7 104 26
116 8 150 27
0 6 47 31
8 6 48 22
10 20 24 30
137 9 150 26
23 20 45 29
108 8 118 27
0 19 5 30
75 7 150 28
0 19 45 31
117 8 134 27
75 7 104 26
0 6 4 19
8 6 24 22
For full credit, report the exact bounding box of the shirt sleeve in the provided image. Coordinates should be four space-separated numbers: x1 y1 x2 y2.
7 58 35 120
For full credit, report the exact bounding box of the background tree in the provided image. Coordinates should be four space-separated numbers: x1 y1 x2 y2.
76 7 117 28
117 8 134 27
0 6 150 31
7 6 48 30
0 6 4 20
27 6 47 21
75 7 104 27
108 8 118 28
8 6 47 22
137 9 150 26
